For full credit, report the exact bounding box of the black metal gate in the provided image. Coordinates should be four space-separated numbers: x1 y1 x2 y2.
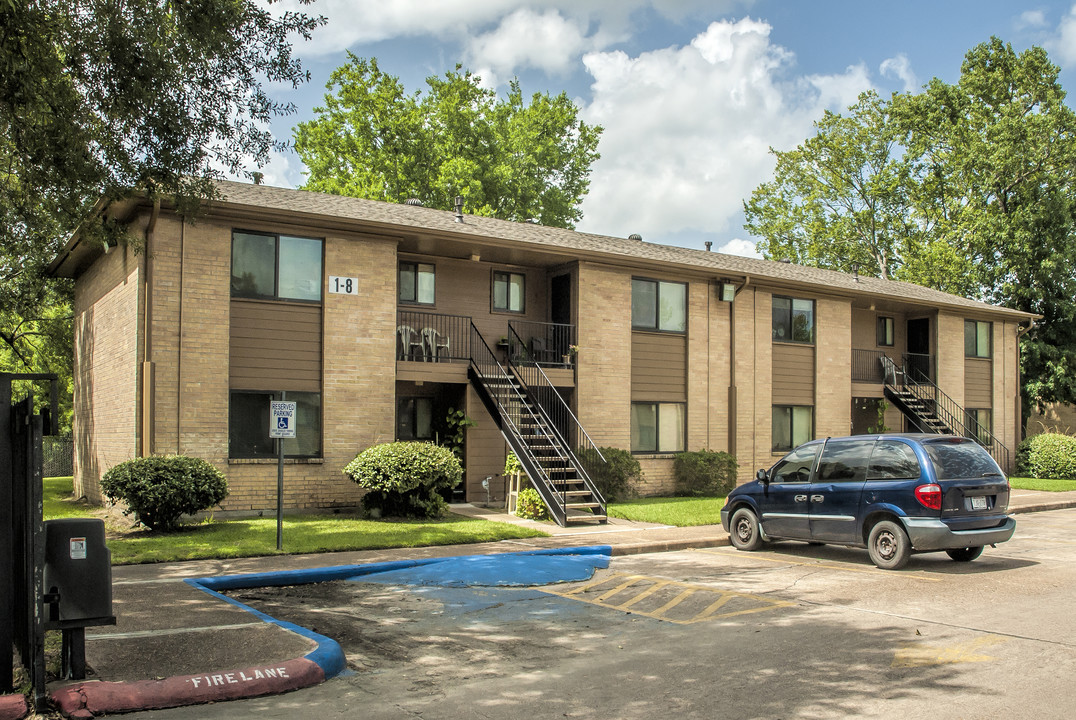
1 373 58 703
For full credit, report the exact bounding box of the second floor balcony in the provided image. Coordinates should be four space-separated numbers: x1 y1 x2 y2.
852 349 934 384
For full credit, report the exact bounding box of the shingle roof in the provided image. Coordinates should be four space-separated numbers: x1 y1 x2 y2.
214 180 1035 321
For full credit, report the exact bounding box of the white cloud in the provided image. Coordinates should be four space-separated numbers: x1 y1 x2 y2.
879 53 918 92
718 237 761 258
465 9 595 85
1052 4 1076 66
1017 10 1047 29
575 18 872 243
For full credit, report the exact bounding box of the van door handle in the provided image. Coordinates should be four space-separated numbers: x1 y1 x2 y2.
794 494 807 502
810 495 824 503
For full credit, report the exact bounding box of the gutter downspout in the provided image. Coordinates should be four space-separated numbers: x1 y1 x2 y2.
140 198 160 457
728 276 749 461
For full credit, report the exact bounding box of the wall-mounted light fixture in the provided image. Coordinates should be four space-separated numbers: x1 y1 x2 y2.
720 282 737 302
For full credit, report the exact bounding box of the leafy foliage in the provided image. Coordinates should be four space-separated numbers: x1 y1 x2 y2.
504 451 524 476
344 442 462 519
744 39 1076 413
1016 433 1076 480
101 456 229 532
514 488 548 521
673 450 739 497
441 407 476 461
295 56 603 229
577 446 642 502
1 0 321 396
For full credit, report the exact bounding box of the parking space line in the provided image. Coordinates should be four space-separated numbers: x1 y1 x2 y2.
595 575 646 602
651 588 696 618
695 548 942 582
615 580 670 610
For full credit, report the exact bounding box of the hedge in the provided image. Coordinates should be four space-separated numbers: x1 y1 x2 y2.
344 441 462 519
1017 433 1076 480
673 450 738 496
101 455 229 532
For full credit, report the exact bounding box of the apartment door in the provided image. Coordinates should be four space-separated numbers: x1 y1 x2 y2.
906 318 931 380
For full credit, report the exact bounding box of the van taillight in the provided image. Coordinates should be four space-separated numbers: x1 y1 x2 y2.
915 484 942 510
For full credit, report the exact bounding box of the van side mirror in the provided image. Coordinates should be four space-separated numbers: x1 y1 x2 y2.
756 468 769 485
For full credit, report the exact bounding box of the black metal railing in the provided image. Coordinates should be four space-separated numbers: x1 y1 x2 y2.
903 352 933 382
506 326 607 504
507 320 576 367
467 323 571 525
396 310 471 362
852 349 889 383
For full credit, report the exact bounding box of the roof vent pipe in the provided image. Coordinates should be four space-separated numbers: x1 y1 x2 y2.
705 241 712 252
628 233 642 241
454 196 464 222
779 258 792 263
405 198 424 207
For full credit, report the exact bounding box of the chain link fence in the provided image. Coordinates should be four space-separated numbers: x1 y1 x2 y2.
43 435 73 478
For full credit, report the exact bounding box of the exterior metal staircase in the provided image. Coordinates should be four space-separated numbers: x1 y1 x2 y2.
467 323 607 527
880 356 1011 471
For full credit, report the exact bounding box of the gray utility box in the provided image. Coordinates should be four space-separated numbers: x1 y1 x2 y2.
43 518 113 625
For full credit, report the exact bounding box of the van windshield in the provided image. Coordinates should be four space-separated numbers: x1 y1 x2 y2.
922 440 1002 480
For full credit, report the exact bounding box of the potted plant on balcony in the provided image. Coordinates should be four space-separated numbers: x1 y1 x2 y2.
563 344 579 365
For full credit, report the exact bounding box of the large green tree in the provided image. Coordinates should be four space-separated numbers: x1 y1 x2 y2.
294 56 603 229
1 0 321 419
743 38 1076 414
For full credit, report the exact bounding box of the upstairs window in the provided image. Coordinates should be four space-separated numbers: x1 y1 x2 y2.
965 320 991 358
773 297 814 343
399 262 435 305
231 231 323 302
631 278 686 332
493 271 525 313
877 316 894 347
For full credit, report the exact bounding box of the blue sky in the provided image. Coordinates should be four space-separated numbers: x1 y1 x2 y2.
262 1 1076 256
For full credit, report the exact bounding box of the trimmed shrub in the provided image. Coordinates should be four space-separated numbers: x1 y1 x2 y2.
101 455 229 532
576 446 642 502
674 450 738 496
1017 433 1076 480
344 441 462 519
515 487 548 520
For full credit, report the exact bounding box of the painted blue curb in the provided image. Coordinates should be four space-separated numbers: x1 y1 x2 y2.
184 546 612 681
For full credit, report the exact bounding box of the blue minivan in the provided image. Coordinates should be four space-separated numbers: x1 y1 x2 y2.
720 434 1016 569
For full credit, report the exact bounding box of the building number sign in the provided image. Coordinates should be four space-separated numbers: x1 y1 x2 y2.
328 276 359 295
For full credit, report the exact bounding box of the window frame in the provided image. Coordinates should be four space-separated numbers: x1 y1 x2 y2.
772 405 814 453
492 270 526 313
630 401 686 454
396 396 435 441
964 408 993 446
964 320 992 359
631 277 687 333
398 261 436 305
772 296 815 344
877 316 895 347
228 389 322 459
231 230 324 303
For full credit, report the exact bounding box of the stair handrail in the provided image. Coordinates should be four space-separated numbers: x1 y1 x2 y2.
903 363 1010 471
467 323 569 523
506 325 607 508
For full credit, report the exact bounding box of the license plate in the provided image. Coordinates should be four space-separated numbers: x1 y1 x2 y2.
970 496 988 510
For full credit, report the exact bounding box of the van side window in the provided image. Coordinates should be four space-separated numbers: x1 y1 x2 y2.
770 445 821 484
816 439 874 483
867 440 922 480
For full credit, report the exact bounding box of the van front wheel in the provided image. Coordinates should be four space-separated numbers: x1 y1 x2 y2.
868 520 910 570
729 508 763 551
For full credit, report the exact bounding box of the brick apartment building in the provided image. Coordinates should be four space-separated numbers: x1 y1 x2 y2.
50 181 1035 525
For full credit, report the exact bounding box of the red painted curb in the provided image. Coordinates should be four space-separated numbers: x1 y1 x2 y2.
50 657 324 718
0 694 28 720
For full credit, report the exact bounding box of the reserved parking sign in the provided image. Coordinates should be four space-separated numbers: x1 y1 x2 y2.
269 401 296 439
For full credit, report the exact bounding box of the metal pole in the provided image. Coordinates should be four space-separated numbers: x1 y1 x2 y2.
276 437 283 551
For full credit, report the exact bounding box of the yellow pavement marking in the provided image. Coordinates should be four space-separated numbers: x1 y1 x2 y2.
892 635 1005 667
544 571 793 625
696 548 942 582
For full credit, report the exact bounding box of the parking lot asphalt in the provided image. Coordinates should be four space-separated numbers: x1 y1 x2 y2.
12 489 1076 718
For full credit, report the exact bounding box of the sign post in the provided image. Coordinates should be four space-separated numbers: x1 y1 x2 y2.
269 400 296 551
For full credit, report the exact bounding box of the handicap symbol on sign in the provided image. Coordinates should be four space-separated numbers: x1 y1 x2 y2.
277 417 289 429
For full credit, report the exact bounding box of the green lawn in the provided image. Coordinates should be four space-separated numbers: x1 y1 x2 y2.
608 496 726 527
42 477 547 565
1009 477 1076 492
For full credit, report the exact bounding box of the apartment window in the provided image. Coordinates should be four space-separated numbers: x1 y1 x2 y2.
630 402 685 453
229 391 321 458
493 271 525 313
231 231 323 302
773 297 814 343
772 405 813 452
397 397 434 441
631 278 686 332
399 262 435 305
877 316 894 347
965 320 991 358
965 408 993 446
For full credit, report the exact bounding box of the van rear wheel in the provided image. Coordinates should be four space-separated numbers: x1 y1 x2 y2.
868 520 911 570
946 546 983 562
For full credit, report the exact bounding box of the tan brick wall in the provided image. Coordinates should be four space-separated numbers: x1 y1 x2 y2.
731 287 773 481
936 312 965 407
72 245 141 502
636 457 676 495
993 321 1020 472
575 262 632 450
815 297 852 438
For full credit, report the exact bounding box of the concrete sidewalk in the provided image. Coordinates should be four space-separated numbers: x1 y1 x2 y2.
13 489 1076 718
